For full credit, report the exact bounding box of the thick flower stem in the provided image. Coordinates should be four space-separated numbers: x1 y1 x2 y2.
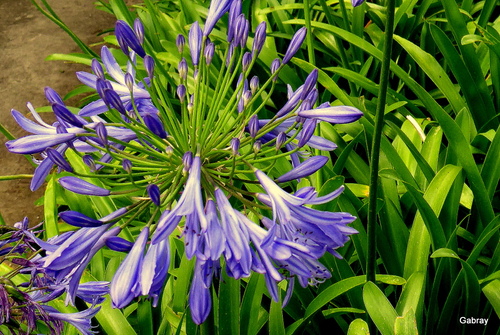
366 0 396 284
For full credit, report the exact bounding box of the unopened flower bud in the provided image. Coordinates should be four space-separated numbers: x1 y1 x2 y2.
104 89 127 115
147 184 161 206
124 73 134 92
183 152 193 172
248 115 259 138
300 69 318 100
176 34 186 54
275 132 287 150
283 27 307 64
83 155 96 171
227 0 242 42
253 140 261 154
250 76 259 94
298 118 317 147
243 90 252 107
242 52 252 72
178 58 188 81
205 42 215 65
95 122 108 146
144 55 155 80
177 84 187 103
230 138 240 156
134 18 145 44
91 59 105 79
115 20 146 58
189 21 202 66
271 58 281 80
143 113 167 139
46 148 73 172
165 146 174 157
252 22 267 57
122 159 133 173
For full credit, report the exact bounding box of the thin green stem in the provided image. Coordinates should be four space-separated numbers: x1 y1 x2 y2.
367 0 396 283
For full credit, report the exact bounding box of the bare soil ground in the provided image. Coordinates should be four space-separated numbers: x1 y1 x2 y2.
0 0 115 224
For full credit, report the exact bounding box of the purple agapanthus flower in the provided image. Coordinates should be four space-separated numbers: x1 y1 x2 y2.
5 0 364 326
42 305 100 335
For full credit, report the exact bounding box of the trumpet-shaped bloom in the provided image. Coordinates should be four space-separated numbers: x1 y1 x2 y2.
43 305 100 335
111 227 149 308
152 156 208 244
298 105 364 124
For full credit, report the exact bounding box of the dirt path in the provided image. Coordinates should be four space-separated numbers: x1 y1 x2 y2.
0 0 115 225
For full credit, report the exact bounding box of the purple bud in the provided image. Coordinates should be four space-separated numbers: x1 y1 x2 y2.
52 103 85 127
234 15 249 47
205 42 215 65
238 97 244 113
227 0 242 42
253 140 261 154
183 151 193 172
230 138 240 155
252 22 267 57
91 59 105 79
44 87 64 105
176 34 186 53
226 44 235 67
106 236 133 252
115 20 146 58
178 58 188 81
96 78 113 101
144 55 155 79
143 113 167 139
46 148 73 172
305 88 318 106
189 22 203 66
122 159 132 173
298 106 364 124
204 0 232 36
177 84 187 103
59 176 110 196
59 211 103 227
104 89 127 115
124 73 134 92
242 52 252 72
166 146 174 157
248 115 259 138
352 0 365 7
147 184 161 206
95 122 108 146
297 118 317 147
275 132 287 150
250 76 259 94
270 58 281 80
276 156 329 182
243 90 252 107
134 18 145 44
5 133 76 154
300 69 318 100
83 155 96 171
276 85 304 117
283 27 307 64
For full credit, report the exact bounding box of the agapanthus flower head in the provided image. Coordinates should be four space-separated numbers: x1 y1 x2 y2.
7 3 363 326
0 218 102 334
